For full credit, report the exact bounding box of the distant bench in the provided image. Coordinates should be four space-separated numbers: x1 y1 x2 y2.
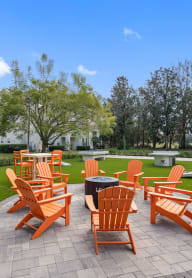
79 150 109 161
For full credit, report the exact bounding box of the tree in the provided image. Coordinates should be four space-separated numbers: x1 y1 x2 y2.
139 80 162 149
0 54 115 151
176 60 192 148
110 76 136 149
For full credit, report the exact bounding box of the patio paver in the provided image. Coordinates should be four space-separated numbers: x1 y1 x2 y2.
0 183 192 278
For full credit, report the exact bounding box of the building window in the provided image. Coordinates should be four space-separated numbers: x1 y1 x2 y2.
92 131 97 137
61 137 66 145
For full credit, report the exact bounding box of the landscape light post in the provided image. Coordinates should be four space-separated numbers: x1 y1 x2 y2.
25 96 31 150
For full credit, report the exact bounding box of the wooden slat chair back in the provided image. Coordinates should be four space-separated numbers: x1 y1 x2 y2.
143 165 184 200
6 168 22 198
15 178 74 239
16 178 44 219
167 165 184 184
48 150 62 173
126 160 143 182
114 160 144 194
86 186 137 254
36 162 69 195
98 186 134 230
14 150 33 179
6 168 47 213
81 159 106 184
85 159 99 178
37 161 52 178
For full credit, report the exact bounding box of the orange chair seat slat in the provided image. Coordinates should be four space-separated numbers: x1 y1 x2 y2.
41 202 64 217
157 199 184 215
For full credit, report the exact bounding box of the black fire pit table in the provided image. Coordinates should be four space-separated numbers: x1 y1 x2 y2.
85 176 119 209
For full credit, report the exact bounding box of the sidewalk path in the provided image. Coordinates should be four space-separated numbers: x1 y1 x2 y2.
107 155 192 161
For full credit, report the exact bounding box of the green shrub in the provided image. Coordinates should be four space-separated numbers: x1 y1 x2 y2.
62 151 81 159
76 146 90 150
0 144 27 153
49 145 66 151
0 158 14 166
107 148 151 156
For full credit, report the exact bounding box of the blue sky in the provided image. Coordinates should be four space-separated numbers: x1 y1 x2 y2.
0 0 192 98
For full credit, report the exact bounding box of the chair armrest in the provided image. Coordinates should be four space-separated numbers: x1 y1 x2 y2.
28 179 48 185
39 176 54 180
134 172 144 178
33 188 52 195
38 193 74 204
85 195 97 212
99 170 105 176
157 186 192 196
53 173 70 177
31 185 45 189
142 177 168 181
53 173 70 183
81 170 85 181
130 200 138 213
114 171 127 179
154 181 182 186
149 192 192 203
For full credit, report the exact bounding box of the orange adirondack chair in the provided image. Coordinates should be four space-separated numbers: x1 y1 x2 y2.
14 150 33 179
15 178 74 239
143 165 184 200
6 168 48 213
81 159 106 183
86 186 137 255
114 160 144 194
36 162 69 195
150 185 192 233
48 150 63 174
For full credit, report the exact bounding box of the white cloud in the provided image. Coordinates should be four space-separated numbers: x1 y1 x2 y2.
77 64 96 76
0 57 11 77
123 28 141 40
32 52 41 59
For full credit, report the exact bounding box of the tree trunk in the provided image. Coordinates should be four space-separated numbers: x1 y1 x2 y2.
42 142 48 152
123 134 126 150
181 132 186 149
165 135 168 150
152 137 156 149
142 129 145 147
169 136 173 149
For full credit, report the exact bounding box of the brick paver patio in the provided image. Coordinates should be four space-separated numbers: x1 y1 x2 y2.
0 184 192 278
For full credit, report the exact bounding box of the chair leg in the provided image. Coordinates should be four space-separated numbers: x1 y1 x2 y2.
15 212 33 230
32 209 65 239
127 225 136 254
65 186 67 194
144 191 148 200
150 195 156 224
7 199 26 213
32 218 54 239
94 226 99 255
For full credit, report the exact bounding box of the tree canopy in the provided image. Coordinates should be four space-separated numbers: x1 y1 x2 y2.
0 54 115 151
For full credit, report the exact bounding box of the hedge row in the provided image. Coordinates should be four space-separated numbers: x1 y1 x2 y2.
76 146 90 150
0 144 27 153
49 145 66 151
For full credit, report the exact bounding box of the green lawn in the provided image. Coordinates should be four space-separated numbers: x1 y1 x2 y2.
1 158 192 201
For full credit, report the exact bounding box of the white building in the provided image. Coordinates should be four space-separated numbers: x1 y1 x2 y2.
0 127 98 151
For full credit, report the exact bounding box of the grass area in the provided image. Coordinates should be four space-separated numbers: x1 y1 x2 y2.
1 158 192 202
